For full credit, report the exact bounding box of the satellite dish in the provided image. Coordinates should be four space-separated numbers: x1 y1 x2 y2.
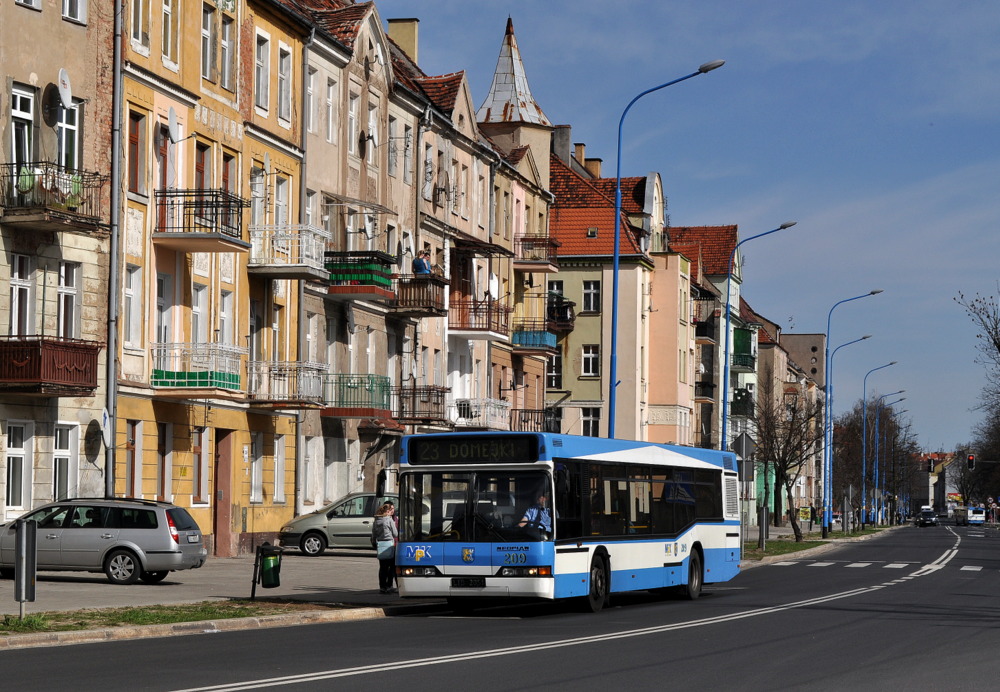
57 68 73 109
167 106 180 143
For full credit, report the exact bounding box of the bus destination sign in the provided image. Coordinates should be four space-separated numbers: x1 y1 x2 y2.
409 435 538 465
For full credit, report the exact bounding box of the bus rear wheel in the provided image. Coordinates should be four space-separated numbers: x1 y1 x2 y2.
682 550 703 600
585 554 609 612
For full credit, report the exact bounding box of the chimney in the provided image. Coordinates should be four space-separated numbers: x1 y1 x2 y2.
387 18 419 65
552 125 571 163
574 142 586 166
584 158 603 178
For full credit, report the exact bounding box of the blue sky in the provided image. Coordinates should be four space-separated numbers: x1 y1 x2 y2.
374 0 1000 453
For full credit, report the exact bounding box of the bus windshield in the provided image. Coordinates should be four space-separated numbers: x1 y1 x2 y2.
401 470 552 542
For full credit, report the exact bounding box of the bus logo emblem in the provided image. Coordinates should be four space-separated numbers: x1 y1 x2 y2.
407 546 431 561
462 548 475 563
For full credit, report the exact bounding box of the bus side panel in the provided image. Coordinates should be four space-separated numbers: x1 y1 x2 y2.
553 547 592 598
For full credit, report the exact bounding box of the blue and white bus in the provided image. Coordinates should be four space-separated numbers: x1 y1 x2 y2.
395 432 741 612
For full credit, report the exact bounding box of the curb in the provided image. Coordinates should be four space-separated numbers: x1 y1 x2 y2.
740 527 900 570
0 607 386 651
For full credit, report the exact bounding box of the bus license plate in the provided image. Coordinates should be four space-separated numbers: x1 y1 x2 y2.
451 577 485 588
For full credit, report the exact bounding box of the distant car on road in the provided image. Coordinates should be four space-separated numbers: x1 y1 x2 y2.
915 509 939 527
0 497 207 584
279 492 398 555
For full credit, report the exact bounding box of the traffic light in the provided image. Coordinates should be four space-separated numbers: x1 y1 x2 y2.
968 454 977 470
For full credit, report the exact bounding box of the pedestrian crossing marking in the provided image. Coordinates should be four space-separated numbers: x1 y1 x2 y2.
846 563 872 568
807 562 835 567
960 565 983 571
884 563 909 568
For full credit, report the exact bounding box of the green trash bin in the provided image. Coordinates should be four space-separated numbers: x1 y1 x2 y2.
259 542 282 589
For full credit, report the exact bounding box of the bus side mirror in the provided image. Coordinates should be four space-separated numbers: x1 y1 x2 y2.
376 469 387 497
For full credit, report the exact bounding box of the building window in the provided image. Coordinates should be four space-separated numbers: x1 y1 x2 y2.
547 351 563 390
422 143 433 199
192 283 208 344
254 34 270 110
10 253 33 336
278 47 292 122
347 93 359 155
125 420 141 497
193 427 208 504
56 103 81 169
582 344 600 377
123 264 142 347
306 68 316 133
127 111 146 194
402 125 413 184
387 116 397 177
250 433 264 503
11 86 34 168
5 423 31 509
274 435 286 503
582 407 601 438
201 5 216 80
62 0 87 22
583 280 601 312
57 261 81 339
162 0 178 63
219 289 233 346
366 102 378 165
16 0 42 9
274 176 288 225
326 79 337 143
219 15 235 90
130 0 149 48
250 166 265 225
53 425 78 501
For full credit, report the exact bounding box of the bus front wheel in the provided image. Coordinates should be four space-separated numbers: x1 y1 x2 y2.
682 550 703 600
585 553 609 612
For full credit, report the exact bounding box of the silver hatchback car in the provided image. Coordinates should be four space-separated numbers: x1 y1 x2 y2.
0 498 208 584
279 492 397 555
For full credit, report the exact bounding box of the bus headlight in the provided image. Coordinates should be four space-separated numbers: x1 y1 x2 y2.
498 566 552 577
397 565 441 577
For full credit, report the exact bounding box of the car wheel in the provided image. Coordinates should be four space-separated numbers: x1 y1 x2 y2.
140 570 169 584
104 549 142 585
300 531 327 556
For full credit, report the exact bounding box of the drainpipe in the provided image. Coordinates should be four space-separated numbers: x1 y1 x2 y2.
105 0 124 498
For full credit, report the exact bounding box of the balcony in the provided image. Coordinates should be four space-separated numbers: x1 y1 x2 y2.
511 320 558 354
694 380 716 403
510 408 560 433
248 225 332 281
731 388 754 418
389 274 448 317
447 397 511 430
320 373 392 418
0 336 101 396
151 342 246 399
731 353 756 373
152 188 251 252
513 234 559 273
546 296 576 332
392 384 450 424
0 161 106 235
247 361 325 408
694 321 717 344
449 299 511 341
325 251 396 302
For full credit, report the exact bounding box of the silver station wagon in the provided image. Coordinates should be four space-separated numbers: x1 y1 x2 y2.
0 498 208 584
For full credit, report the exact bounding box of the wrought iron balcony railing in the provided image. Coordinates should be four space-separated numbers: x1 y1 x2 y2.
511 320 558 352
694 381 716 400
0 335 101 395
731 353 756 371
731 389 754 418
247 361 326 406
153 188 251 251
0 161 106 233
390 274 448 316
510 408 561 433
514 234 560 269
546 296 576 332
448 299 511 337
248 224 331 280
321 373 392 416
151 342 246 391
392 384 450 423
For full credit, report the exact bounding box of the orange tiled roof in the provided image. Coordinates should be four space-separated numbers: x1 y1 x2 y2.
549 154 643 257
668 225 738 276
416 72 466 117
591 177 646 214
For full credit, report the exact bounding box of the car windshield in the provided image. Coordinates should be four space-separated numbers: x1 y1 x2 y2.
400 470 551 542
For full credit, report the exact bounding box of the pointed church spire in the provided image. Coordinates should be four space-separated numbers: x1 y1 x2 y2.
476 17 551 126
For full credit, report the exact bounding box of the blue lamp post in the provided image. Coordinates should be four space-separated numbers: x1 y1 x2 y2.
720 221 797 450
874 394 905 524
862 363 897 528
821 289 883 537
608 59 725 439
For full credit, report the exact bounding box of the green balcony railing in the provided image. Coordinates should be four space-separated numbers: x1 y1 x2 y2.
322 373 392 409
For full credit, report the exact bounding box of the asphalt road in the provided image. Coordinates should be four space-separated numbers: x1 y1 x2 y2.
4 524 999 690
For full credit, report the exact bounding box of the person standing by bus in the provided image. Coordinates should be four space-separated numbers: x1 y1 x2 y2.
519 493 553 539
372 502 398 594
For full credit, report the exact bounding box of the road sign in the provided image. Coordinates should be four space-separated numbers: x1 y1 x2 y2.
733 433 756 460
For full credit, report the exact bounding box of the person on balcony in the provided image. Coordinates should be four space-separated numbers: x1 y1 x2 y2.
412 249 432 276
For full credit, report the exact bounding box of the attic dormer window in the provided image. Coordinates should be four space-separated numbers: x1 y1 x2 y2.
587 227 598 238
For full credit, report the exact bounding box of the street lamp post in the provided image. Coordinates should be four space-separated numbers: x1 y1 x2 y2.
826 334 871 531
874 394 905 523
608 59 725 439
822 290 883 537
862 363 898 528
720 221 797 450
